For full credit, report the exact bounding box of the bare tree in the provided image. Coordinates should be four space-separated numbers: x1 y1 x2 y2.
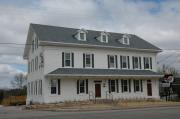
158 64 179 77
11 73 27 89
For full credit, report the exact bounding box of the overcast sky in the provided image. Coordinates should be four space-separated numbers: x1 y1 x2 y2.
0 0 180 88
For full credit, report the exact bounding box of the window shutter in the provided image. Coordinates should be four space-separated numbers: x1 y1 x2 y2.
143 57 145 69
108 79 111 93
140 80 143 92
121 79 124 93
132 56 135 69
83 53 85 68
116 79 119 93
86 79 88 94
133 80 136 92
71 53 74 67
77 80 79 94
127 56 130 69
120 56 122 69
150 57 152 69
108 55 110 68
129 79 131 92
58 79 61 95
62 52 64 67
115 55 118 68
92 54 94 68
139 57 141 69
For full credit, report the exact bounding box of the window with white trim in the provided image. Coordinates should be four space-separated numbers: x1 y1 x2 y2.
123 37 129 45
121 80 129 92
51 80 57 94
79 32 86 41
108 55 117 68
134 80 140 92
144 57 152 69
122 56 128 69
65 53 71 67
83 53 94 68
32 40 34 53
110 80 116 92
133 56 141 69
134 57 139 69
79 80 85 93
134 80 143 92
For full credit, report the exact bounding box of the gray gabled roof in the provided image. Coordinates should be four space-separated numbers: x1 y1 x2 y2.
31 23 161 51
47 68 162 77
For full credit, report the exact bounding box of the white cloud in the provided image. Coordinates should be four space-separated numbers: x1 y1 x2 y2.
0 55 26 65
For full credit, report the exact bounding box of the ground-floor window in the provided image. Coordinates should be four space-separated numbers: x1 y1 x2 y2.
108 79 119 93
133 80 143 92
121 79 131 92
50 79 61 95
51 80 57 94
77 79 88 94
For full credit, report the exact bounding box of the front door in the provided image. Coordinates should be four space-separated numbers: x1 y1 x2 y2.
95 83 101 98
147 80 152 96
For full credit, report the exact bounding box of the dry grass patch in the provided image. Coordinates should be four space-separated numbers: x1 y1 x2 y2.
2 96 26 106
27 99 180 111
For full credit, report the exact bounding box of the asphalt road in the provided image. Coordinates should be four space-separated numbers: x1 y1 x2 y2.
0 106 180 119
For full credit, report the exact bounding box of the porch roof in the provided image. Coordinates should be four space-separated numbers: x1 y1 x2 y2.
46 68 162 77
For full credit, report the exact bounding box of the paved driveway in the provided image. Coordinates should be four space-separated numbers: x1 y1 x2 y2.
0 106 180 119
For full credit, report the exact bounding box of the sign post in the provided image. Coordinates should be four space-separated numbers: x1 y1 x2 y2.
162 74 174 101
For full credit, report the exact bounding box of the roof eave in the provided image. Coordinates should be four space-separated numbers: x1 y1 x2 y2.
46 74 163 78
39 41 162 53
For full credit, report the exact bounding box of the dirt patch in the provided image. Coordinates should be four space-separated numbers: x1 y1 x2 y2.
25 100 180 111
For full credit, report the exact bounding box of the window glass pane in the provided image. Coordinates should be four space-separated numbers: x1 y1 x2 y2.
85 54 91 67
123 80 128 92
80 80 85 93
122 56 127 68
135 80 140 91
110 80 116 92
145 57 150 69
102 35 106 42
123 37 128 44
134 57 139 69
109 56 115 68
51 80 57 94
65 60 70 66
80 33 85 40
65 53 71 66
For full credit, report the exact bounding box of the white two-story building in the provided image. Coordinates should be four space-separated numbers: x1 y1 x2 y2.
23 23 162 104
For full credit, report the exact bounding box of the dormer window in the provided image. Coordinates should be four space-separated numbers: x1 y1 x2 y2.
76 29 87 41
102 35 107 42
100 31 109 43
80 32 85 41
122 34 130 45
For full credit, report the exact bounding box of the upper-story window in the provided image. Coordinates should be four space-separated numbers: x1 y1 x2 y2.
144 57 152 69
76 29 87 41
101 32 109 43
132 56 141 69
80 32 85 41
107 55 117 68
120 56 130 69
119 34 130 45
62 52 74 67
32 40 34 53
83 53 94 68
